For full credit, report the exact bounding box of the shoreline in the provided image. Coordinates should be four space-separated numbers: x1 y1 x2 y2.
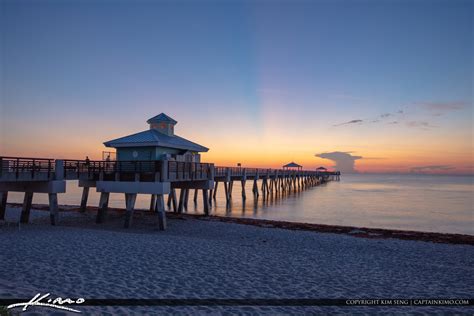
5 202 474 246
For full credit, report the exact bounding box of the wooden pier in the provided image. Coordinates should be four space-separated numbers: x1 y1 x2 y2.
0 156 340 230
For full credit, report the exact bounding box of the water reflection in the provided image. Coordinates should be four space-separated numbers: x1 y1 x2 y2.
5 174 474 235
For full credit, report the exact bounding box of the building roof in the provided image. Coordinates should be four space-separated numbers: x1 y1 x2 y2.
316 166 327 170
104 129 209 152
283 162 302 168
146 113 177 125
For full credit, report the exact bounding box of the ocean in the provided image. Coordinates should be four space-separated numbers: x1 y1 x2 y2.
6 174 473 235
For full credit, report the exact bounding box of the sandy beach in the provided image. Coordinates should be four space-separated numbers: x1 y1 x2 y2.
1 206 473 315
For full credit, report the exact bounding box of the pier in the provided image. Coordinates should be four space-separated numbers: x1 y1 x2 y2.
0 113 340 230
0 157 339 229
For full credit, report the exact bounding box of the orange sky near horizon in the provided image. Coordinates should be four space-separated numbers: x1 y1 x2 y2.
1 113 472 175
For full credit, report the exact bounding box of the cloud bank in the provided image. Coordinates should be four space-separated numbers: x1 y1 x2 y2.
410 165 455 173
333 119 363 127
315 151 362 173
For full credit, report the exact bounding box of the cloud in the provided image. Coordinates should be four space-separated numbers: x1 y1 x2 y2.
333 119 363 127
417 101 467 112
315 151 362 173
406 121 436 129
333 109 404 127
410 165 455 173
388 121 398 124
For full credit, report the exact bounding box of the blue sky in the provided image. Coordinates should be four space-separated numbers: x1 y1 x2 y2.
1 0 472 173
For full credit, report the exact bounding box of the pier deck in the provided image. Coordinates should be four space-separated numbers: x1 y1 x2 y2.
0 156 340 229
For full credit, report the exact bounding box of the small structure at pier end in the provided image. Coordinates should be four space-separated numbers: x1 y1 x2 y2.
283 162 302 171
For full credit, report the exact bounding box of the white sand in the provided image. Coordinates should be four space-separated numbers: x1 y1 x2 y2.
1 206 473 315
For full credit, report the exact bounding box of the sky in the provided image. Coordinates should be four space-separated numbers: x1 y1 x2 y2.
1 0 472 174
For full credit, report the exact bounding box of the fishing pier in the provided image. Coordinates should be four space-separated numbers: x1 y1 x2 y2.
0 113 340 230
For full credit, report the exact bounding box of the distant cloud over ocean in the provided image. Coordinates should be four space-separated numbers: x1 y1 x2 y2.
410 165 455 173
315 151 362 173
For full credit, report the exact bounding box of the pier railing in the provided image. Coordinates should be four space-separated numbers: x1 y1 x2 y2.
1 156 338 182
167 161 213 181
63 159 163 181
62 159 213 182
0 156 54 181
214 166 327 178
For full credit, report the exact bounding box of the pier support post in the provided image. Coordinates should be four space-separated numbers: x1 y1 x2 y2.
253 178 259 197
149 194 156 212
0 191 8 220
184 189 190 210
241 180 246 200
155 194 166 230
170 189 178 212
202 189 210 215
124 193 137 228
178 189 186 213
213 182 218 199
229 181 233 198
194 189 198 203
224 182 230 203
49 193 59 225
167 194 172 208
20 192 33 224
80 187 90 213
96 192 110 224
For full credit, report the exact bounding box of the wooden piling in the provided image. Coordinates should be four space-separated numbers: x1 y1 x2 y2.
178 189 185 213
0 191 7 220
213 182 218 199
155 194 166 230
149 194 156 212
184 189 190 210
253 178 259 197
49 193 59 225
20 192 33 224
229 181 233 198
167 193 172 208
224 182 231 203
241 180 246 200
80 187 89 213
123 193 137 228
170 189 178 212
96 192 110 223
202 189 210 215
194 189 198 203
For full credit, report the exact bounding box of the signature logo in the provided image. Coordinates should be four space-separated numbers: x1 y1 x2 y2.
7 293 85 313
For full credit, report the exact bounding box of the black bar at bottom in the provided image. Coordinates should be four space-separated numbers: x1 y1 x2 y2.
1 298 473 307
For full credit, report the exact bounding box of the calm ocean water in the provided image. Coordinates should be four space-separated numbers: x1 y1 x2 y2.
7 174 474 235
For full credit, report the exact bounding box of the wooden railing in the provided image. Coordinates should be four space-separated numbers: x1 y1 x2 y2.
167 161 213 181
0 156 54 180
214 166 326 177
1 156 337 182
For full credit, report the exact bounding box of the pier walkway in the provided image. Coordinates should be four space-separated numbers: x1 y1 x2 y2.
0 156 340 230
